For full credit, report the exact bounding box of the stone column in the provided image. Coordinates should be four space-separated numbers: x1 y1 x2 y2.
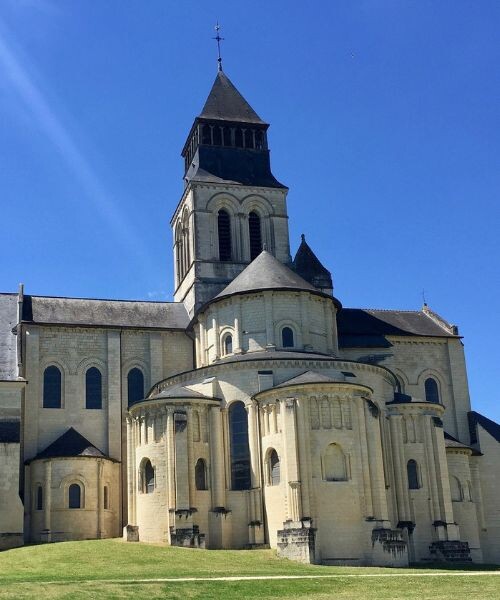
210 406 226 509
126 417 134 524
295 399 312 519
357 398 374 517
364 401 389 523
389 415 411 523
423 416 441 524
299 293 311 350
43 460 52 541
199 318 206 367
106 330 121 459
212 315 220 361
165 407 176 526
97 459 104 538
233 298 243 354
187 408 195 508
264 292 275 349
247 402 264 544
324 302 334 355
281 398 302 521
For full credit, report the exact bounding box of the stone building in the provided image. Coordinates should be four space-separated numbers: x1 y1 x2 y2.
1 68 499 565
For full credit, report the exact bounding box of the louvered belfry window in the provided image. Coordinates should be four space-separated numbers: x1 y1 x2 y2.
218 209 232 261
248 211 262 260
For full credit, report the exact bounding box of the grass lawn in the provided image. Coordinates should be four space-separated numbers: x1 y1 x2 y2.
0 539 498 599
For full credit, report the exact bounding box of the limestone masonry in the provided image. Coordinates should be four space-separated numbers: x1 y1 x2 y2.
1 69 499 565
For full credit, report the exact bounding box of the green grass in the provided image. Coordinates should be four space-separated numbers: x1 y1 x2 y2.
0 539 498 599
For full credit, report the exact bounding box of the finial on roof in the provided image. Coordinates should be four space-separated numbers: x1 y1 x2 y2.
301 233 305 242
213 21 224 72
262 242 268 251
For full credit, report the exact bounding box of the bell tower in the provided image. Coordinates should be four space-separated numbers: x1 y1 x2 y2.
172 69 291 316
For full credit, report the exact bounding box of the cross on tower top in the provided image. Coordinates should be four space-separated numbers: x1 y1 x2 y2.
213 21 224 72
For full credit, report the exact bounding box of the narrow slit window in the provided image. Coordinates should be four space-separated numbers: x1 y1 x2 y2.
248 212 262 260
218 209 232 261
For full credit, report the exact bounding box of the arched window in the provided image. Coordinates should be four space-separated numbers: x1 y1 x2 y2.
85 367 102 409
267 449 280 486
218 209 232 261
43 366 62 408
68 483 82 509
127 368 144 407
281 327 294 348
141 459 155 494
195 458 208 490
223 334 233 356
248 211 262 260
425 378 440 403
103 485 109 510
229 401 251 490
407 459 420 489
182 211 190 273
175 222 184 282
450 476 463 502
36 485 43 511
201 124 211 145
323 443 347 481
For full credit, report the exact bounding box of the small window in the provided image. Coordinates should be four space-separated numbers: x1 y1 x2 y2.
425 378 440 404
68 483 82 509
128 368 144 407
103 485 109 510
86 367 102 409
268 449 280 486
36 485 43 511
248 211 262 261
195 458 208 491
218 209 232 261
223 334 233 356
282 327 294 348
141 459 155 494
407 459 420 490
43 366 62 408
323 443 347 481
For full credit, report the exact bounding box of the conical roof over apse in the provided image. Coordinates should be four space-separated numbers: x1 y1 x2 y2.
199 71 267 124
293 235 333 291
214 250 318 301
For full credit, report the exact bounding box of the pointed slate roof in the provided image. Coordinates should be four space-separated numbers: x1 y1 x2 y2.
468 411 500 444
275 370 345 388
30 428 109 462
214 250 319 301
147 384 218 402
293 235 333 291
199 71 266 124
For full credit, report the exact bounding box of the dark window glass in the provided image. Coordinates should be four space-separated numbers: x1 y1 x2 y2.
425 378 440 403
213 126 222 146
202 124 211 145
244 129 253 148
224 335 233 355
282 327 294 348
43 366 62 408
269 450 280 486
195 458 208 490
85 367 102 409
248 212 262 261
407 460 419 489
234 128 243 148
36 485 43 510
69 483 81 509
229 401 251 490
128 368 144 407
143 460 154 494
255 130 264 149
218 209 232 261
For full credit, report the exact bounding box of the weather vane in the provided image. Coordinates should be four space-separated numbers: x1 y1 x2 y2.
213 21 224 72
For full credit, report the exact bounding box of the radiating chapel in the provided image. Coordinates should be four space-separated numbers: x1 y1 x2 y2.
1 65 499 566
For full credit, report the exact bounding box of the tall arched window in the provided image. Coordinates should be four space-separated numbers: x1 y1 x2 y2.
85 367 102 409
195 458 208 490
229 401 251 490
267 449 280 486
175 222 184 283
323 443 347 481
182 211 190 273
35 485 43 510
281 327 294 348
43 366 62 408
425 378 440 403
248 211 262 260
68 483 82 509
218 209 232 261
450 476 463 501
141 459 155 494
223 334 233 356
407 459 420 489
128 368 144 407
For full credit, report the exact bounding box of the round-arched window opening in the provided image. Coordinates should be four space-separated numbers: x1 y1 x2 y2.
268 449 280 486
407 459 420 489
282 327 294 348
223 334 233 356
195 458 208 490
68 483 82 509
141 459 155 494
425 378 440 403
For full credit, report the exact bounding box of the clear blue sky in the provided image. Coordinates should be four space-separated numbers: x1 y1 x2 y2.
0 1 498 420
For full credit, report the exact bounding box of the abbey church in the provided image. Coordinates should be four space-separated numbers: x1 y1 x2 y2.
1 67 499 566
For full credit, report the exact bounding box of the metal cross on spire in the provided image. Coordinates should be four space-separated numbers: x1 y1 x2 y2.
213 21 224 72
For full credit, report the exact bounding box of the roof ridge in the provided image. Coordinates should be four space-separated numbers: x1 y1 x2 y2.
345 307 423 314
27 294 178 305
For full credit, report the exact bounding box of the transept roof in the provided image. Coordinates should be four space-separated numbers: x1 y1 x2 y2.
28 427 111 462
